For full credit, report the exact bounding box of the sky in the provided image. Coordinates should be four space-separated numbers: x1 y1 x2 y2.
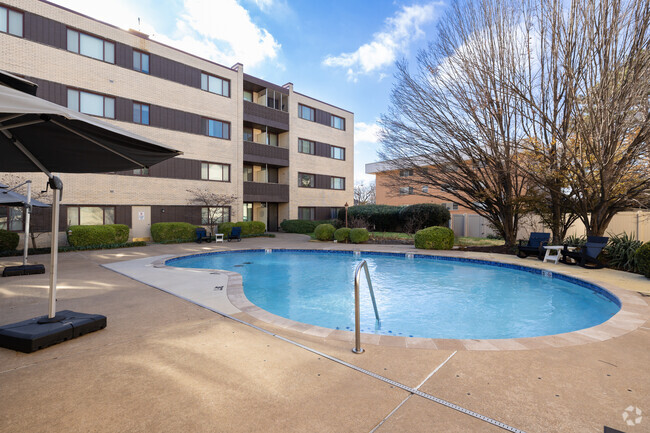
49 0 447 185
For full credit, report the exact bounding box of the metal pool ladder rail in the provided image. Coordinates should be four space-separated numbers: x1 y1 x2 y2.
353 260 380 354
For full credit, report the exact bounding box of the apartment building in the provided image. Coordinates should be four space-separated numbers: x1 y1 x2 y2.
0 0 354 241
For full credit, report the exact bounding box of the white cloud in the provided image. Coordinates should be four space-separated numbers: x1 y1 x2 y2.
323 3 440 80
355 122 381 144
252 0 274 12
49 0 281 69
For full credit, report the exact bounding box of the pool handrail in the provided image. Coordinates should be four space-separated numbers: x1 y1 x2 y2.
353 259 380 354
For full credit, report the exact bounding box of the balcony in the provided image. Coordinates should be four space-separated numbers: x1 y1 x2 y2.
243 100 289 130
243 181 289 203
243 140 289 167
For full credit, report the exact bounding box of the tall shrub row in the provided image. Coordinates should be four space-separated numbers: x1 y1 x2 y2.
337 204 450 232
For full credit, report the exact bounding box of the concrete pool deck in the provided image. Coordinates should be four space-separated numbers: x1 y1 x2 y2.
0 233 648 432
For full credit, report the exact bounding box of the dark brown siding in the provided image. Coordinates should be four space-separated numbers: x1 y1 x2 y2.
243 141 289 167
243 101 289 130
151 205 201 225
115 205 132 227
314 108 332 127
28 77 67 106
116 44 133 69
314 141 330 158
243 182 289 203
115 97 132 122
24 12 67 49
31 207 52 232
298 173 347 190
150 55 200 87
115 157 201 180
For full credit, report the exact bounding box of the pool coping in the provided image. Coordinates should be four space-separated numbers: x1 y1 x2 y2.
159 248 649 351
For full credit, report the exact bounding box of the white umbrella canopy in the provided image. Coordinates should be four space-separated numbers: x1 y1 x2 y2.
0 71 181 351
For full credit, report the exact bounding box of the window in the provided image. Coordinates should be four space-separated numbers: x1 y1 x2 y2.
298 207 315 220
267 132 278 146
133 168 149 176
299 104 315 121
399 169 413 177
331 115 344 130
68 89 115 119
330 208 343 219
243 91 253 102
0 206 23 231
243 127 253 142
201 72 230 97
243 165 253 182
201 207 230 224
67 29 114 63
399 187 414 195
330 146 345 160
298 139 314 155
133 50 149 74
67 206 114 226
133 103 149 125
298 173 315 188
201 162 230 182
0 6 23 37
443 202 459 211
422 186 429 193
202 118 230 139
330 177 345 190
243 203 253 222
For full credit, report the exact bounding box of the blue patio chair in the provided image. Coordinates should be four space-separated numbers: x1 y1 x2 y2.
196 227 211 243
560 236 609 269
227 226 242 242
516 232 550 260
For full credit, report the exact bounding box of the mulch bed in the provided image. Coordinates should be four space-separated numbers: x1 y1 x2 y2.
456 245 516 255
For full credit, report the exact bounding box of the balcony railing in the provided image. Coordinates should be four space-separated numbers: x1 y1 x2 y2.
243 100 289 130
243 182 289 203
243 140 289 167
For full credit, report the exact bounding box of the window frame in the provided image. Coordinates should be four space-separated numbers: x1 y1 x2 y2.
330 115 345 130
0 205 24 231
298 207 315 221
201 162 231 182
330 145 345 160
133 50 150 74
330 176 345 190
298 172 315 188
66 28 115 64
133 168 149 176
399 169 414 177
0 5 24 37
298 104 315 121
66 206 115 226
201 206 231 225
202 117 231 140
399 186 414 195
67 88 115 119
200 72 231 98
133 102 150 125
298 138 315 155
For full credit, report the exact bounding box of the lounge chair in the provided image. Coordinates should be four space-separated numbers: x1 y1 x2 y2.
196 227 211 243
516 232 550 260
560 236 609 269
227 226 242 242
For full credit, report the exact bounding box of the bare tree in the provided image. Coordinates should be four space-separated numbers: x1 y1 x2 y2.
354 182 376 205
186 189 237 237
379 0 531 247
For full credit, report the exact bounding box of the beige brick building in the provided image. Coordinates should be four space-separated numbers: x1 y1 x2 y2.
0 0 353 241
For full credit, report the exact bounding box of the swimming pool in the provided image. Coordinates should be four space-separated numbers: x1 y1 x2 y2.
166 250 621 339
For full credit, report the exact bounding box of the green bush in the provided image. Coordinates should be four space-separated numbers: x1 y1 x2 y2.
107 224 130 244
150 222 197 243
334 227 351 243
635 242 650 278
217 222 235 237
415 226 455 250
339 205 401 232
280 219 340 234
604 232 643 273
564 234 587 247
217 221 265 237
349 228 370 244
67 225 118 247
399 204 450 232
314 224 336 241
0 229 20 251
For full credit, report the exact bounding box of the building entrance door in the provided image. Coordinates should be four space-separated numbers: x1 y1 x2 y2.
131 206 151 241
268 203 278 231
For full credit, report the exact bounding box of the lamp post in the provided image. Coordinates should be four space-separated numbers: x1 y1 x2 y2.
344 202 349 228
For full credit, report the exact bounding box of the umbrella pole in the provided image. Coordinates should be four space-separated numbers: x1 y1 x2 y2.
48 180 60 319
22 180 31 267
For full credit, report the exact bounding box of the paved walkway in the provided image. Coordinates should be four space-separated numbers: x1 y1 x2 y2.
0 234 648 432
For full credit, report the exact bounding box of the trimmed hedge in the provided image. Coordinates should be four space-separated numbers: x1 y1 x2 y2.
110 224 130 244
415 226 455 250
334 227 351 243
217 221 266 237
349 228 369 244
150 222 197 243
399 204 450 231
68 225 118 247
280 219 340 234
338 205 401 232
0 229 20 251
314 224 336 241
636 242 650 278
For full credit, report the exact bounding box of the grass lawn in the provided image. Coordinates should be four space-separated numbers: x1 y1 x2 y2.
369 231 414 240
455 236 505 247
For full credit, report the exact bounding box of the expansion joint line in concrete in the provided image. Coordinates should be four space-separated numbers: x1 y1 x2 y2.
369 351 457 433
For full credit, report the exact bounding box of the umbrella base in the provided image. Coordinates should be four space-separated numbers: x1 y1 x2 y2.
2 264 46 277
0 310 106 353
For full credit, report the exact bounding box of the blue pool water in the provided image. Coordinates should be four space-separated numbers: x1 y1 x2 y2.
167 250 620 339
